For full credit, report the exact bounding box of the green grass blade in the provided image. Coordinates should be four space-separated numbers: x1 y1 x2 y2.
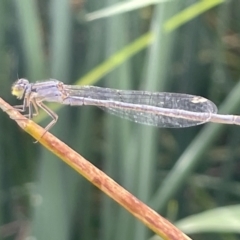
14 0 46 79
85 0 173 21
164 0 225 32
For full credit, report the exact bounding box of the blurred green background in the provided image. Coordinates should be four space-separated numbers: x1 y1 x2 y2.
1 0 240 239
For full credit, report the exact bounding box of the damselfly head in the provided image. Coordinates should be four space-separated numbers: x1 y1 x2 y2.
11 78 29 99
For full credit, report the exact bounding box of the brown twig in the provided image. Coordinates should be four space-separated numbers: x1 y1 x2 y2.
0 97 191 240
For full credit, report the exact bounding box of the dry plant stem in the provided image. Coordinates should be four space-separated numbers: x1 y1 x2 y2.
0 98 191 240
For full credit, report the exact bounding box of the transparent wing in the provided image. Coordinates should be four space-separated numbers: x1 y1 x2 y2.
64 85 218 128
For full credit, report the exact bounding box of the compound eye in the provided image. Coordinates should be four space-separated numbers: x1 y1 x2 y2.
11 78 29 99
